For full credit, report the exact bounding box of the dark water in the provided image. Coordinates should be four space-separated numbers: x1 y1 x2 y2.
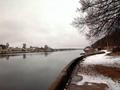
0 50 83 90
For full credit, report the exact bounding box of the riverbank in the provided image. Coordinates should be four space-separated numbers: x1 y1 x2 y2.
49 56 85 90
0 48 81 55
49 50 120 90
66 51 120 90
49 50 105 90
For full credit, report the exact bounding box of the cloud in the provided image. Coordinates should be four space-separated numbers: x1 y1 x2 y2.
0 0 89 48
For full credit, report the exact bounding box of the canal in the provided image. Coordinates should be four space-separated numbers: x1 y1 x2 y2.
0 50 83 90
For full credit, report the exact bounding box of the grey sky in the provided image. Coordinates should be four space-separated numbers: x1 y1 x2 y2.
0 0 88 48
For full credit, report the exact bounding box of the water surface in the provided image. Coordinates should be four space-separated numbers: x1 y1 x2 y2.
0 50 82 90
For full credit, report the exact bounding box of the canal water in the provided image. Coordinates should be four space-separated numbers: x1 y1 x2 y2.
0 50 83 90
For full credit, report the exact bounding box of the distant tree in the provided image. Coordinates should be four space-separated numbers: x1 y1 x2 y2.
22 43 26 49
73 0 120 40
6 43 9 48
0 45 7 49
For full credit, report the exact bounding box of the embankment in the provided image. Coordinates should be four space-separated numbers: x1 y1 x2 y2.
49 51 105 90
49 56 85 90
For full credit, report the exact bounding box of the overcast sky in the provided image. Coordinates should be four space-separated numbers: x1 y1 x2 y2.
0 0 88 48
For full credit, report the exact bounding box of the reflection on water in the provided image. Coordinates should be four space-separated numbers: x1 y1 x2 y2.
0 50 82 90
0 52 53 60
23 54 26 59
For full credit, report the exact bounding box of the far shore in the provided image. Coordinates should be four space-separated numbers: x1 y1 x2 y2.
0 49 82 56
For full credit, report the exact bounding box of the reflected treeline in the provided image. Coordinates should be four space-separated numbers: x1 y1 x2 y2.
35 52 53 56
23 54 26 59
0 52 53 60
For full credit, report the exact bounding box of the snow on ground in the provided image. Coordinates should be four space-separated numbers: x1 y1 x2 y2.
82 50 120 68
77 74 120 90
75 50 120 90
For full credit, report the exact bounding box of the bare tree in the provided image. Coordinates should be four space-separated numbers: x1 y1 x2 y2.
73 0 120 41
